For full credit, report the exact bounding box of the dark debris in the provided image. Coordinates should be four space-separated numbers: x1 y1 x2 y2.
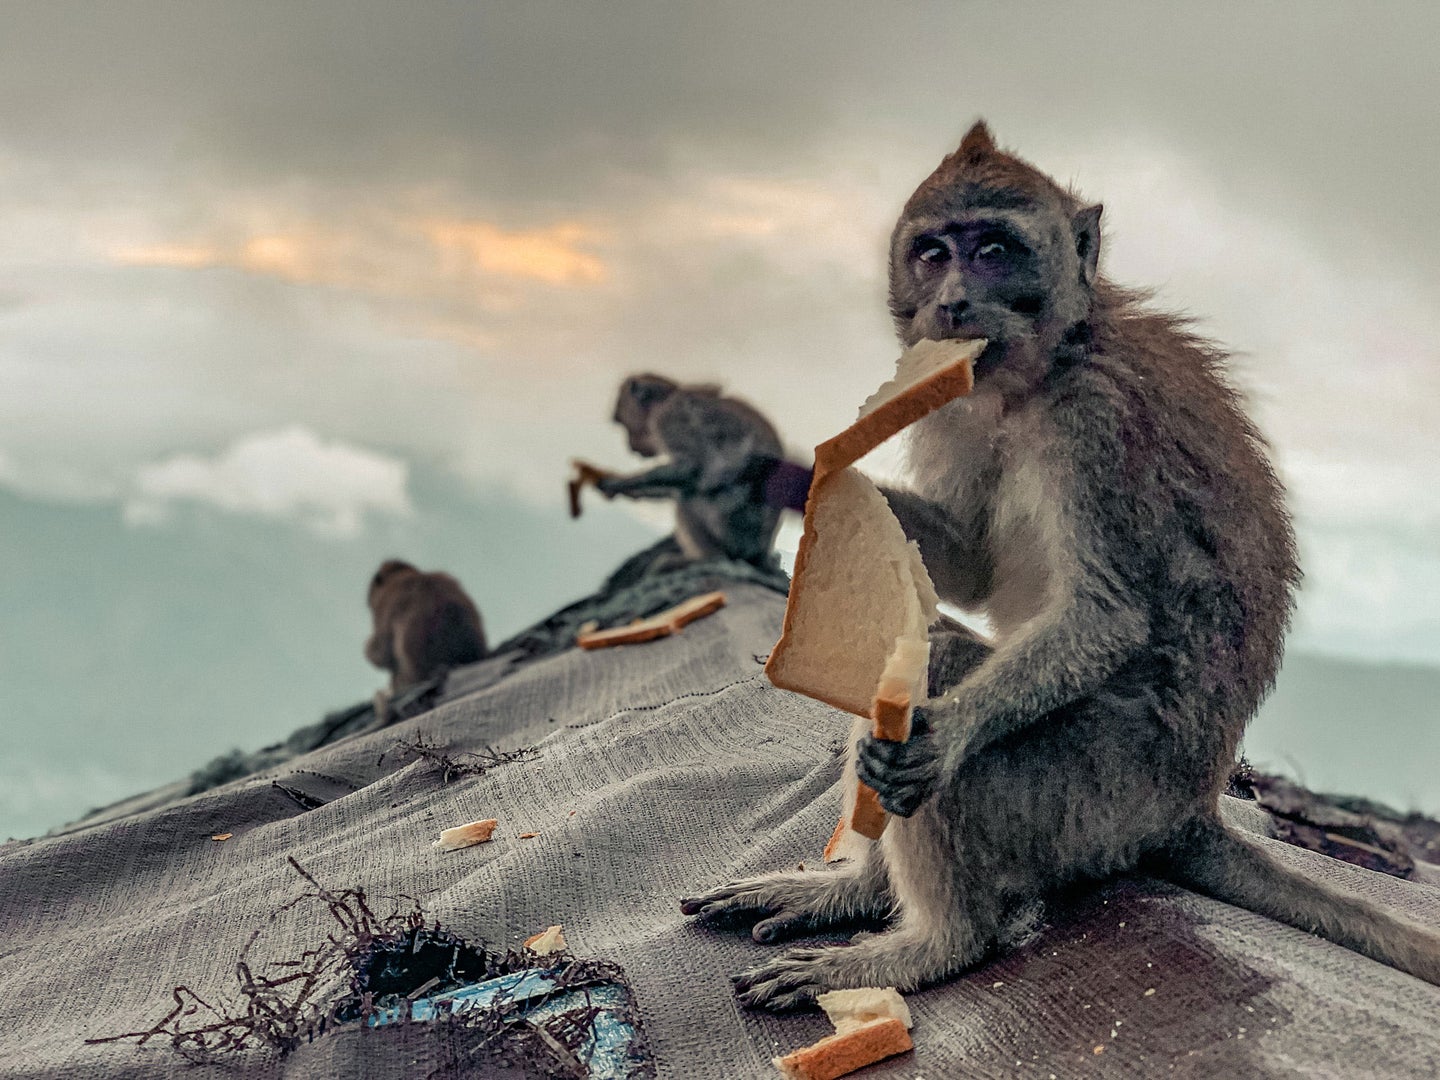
380 734 539 785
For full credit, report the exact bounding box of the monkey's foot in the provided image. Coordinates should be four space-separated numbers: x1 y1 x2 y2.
732 929 965 1011
680 867 888 944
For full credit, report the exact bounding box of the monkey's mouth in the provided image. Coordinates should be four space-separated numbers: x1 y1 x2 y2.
971 338 1006 379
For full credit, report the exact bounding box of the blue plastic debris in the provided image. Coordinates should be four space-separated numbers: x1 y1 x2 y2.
367 965 644 1079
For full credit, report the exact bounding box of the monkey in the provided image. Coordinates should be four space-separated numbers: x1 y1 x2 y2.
682 121 1440 1008
571 373 787 575
364 560 487 715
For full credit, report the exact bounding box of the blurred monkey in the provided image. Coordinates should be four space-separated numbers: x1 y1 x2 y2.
570 374 788 572
364 560 487 713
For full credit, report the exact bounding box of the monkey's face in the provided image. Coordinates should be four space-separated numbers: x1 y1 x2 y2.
889 201 1092 383
613 395 660 456
888 126 1101 390
613 375 675 457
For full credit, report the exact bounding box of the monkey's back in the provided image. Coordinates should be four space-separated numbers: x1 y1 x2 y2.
656 392 786 565
381 572 488 678
1077 284 1300 757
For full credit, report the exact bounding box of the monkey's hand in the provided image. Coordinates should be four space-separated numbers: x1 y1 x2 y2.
854 706 940 817
567 460 615 517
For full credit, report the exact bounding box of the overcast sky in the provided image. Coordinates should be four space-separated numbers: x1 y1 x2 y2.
1 2 1438 833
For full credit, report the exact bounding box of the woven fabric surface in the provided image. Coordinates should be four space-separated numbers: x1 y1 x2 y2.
2 583 1439 1078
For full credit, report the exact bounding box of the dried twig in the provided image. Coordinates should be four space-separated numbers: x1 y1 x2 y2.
380 734 538 785
86 859 655 1077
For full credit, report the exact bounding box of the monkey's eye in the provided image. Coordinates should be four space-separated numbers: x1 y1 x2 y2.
974 240 1008 260
912 238 950 266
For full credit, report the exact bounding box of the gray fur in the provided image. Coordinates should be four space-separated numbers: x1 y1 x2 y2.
686 122 1440 1007
599 374 785 570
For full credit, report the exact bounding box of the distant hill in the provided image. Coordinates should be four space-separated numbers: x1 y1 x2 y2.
1247 651 1440 817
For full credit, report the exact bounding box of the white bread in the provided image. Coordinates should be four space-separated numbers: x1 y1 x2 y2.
432 818 499 851
766 338 979 844
523 924 567 955
771 1017 913 1080
576 591 726 649
814 337 983 478
816 986 913 1035
766 468 934 718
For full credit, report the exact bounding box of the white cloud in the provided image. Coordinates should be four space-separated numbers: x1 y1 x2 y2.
125 426 412 538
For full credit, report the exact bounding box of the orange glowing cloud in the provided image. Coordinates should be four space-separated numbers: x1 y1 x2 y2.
113 243 226 269
422 219 608 286
111 216 609 296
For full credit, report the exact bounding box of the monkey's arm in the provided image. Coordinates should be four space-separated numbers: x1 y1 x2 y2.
879 485 993 608
858 571 1148 815
944 566 1148 755
596 460 703 500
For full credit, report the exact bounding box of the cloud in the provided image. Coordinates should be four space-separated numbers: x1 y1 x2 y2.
125 427 412 538
2 4 1439 668
422 219 608 286
113 215 611 293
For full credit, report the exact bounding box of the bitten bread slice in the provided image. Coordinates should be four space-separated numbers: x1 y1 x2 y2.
765 337 978 844
576 591 726 649
813 337 983 478
772 1017 913 1080
766 468 935 718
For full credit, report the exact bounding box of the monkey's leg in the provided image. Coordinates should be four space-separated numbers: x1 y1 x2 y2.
681 843 892 944
731 808 1006 1011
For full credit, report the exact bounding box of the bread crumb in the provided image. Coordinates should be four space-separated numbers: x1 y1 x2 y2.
210 833 233 841
433 818 499 850
518 832 539 839
524 924 566 955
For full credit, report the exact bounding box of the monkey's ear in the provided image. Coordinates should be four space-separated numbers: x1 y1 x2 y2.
957 121 997 162
1073 204 1103 286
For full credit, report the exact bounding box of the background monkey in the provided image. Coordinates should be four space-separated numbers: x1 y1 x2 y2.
684 122 1440 1007
571 373 789 576
364 560 487 712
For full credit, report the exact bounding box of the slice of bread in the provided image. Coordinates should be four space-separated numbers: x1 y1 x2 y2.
432 818 499 850
523 924 566 955
772 1017 913 1080
766 468 934 717
576 591 726 649
764 337 979 844
814 337 983 478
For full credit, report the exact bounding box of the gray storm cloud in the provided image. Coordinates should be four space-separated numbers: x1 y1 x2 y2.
0 0 1437 667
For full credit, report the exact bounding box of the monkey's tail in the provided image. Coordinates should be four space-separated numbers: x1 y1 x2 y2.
1161 816 1440 986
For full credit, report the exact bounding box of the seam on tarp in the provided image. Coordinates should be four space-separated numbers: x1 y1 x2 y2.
565 673 771 730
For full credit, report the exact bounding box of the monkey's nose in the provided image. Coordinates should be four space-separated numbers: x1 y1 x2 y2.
938 299 971 329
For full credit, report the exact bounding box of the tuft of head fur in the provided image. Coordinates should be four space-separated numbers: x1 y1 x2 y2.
369 559 417 599
904 120 1080 223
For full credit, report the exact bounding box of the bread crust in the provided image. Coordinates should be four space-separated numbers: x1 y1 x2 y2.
772 1016 913 1080
813 348 977 479
576 591 726 649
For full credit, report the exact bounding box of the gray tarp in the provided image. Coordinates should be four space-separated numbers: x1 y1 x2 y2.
3 582 1439 1077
